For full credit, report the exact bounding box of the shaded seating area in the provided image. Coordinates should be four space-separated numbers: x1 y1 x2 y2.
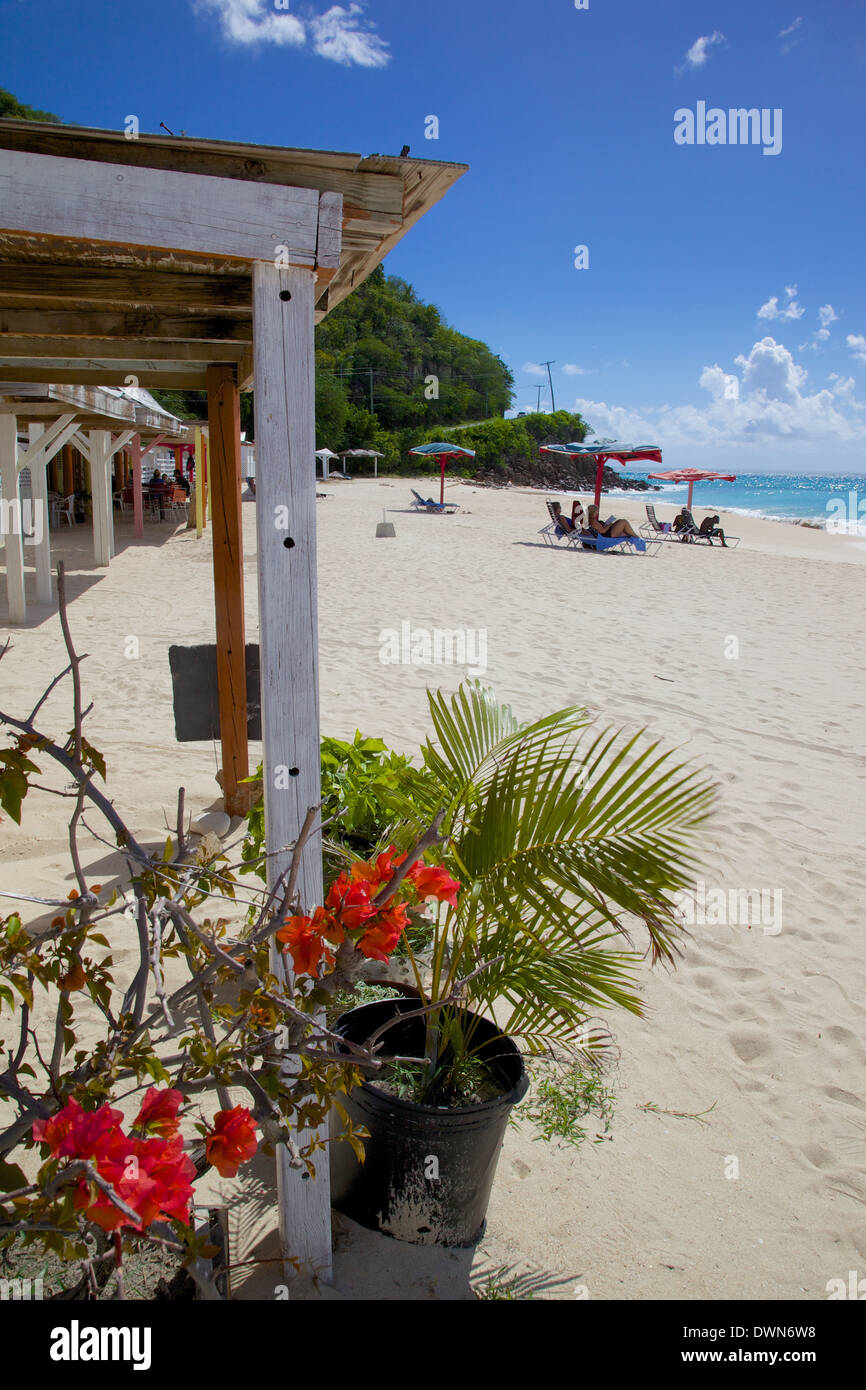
640 503 678 540
539 499 656 554
676 509 740 548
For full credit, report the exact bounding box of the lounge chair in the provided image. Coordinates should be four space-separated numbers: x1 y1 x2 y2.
678 509 740 548
640 503 678 540
410 488 458 514
540 499 656 554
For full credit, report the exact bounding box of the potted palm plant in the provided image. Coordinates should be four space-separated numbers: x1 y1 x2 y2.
323 682 715 1246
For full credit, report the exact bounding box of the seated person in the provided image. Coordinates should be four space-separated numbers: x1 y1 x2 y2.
699 513 728 547
173 469 191 496
586 504 639 540
549 500 589 535
672 507 696 541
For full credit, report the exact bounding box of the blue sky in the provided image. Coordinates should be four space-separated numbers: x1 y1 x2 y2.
3 0 866 472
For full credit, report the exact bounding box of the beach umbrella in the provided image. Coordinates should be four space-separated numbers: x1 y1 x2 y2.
339 447 384 479
408 441 476 504
316 447 339 480
647 467 736 512
540 441 663 509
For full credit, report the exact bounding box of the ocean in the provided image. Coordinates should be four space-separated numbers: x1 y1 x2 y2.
618 472 866 534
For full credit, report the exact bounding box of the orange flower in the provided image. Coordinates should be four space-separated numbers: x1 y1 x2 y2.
410 864 461 910
358 901 410 963
325 875 377 930
205 1107 258 1178
277 912 336 976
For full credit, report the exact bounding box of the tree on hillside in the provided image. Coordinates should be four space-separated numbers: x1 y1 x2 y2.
0 88 62 122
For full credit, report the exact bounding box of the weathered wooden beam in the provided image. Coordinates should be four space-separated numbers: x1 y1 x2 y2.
194 427 204 539
0 412 26 622
0 266 252 312
0 149 321 266
0 310 253 341
206 365 250 818
15 411 78 473
0 336 246 362
0 367 210 388
252 260 331 1282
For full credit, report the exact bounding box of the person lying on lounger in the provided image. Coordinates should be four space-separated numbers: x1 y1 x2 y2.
698 513 729 547
549 500 590 535
586 504 640 540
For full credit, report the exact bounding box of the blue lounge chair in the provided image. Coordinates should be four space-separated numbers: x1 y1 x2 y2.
411 488 458 514
540 499 655 553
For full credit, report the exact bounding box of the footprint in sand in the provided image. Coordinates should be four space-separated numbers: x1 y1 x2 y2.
728 1030 774 1064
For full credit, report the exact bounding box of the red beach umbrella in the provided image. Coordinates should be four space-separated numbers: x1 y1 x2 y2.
540 441 663 508
647 468 736 512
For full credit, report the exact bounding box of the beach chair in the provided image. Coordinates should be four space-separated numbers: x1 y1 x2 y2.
539 498 584 546
410 488 458 514
168 487 189 521
640 503 677 540
54 493 76 527
678 509 740 548
540 500 656 554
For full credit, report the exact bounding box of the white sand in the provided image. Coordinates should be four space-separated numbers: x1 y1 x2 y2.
2 478 865 1300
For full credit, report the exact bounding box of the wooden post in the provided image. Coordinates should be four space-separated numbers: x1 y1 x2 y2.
194 428 204 538
132 434 144 537
62 443 74 497
252 260 330 1282
202 435 209 527
90 430 112 566
206 364 250 817
28 423 52 604
0 414 26 623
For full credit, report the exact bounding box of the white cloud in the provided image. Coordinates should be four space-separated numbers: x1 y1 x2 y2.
570 336 866 449
521 362 548 377
847 333 866 365
757 286 805 322
310 5 390 68
193 0 389 66
780 17 804 53
677 31 725 73
800 303 839 351
562 363 597 376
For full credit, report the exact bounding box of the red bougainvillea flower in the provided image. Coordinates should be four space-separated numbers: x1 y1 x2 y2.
75 1134 196 1232
277 910 337 976
358 900 411 962
32 1096 123 1160
205 1107 259 1178
325 875 378 930
409 864 461 910
133 1087 185 1140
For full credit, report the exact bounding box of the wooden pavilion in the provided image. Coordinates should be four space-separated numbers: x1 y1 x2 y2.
0 119 467 1279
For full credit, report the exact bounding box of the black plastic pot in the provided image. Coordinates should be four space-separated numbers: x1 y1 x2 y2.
329 998 528 1247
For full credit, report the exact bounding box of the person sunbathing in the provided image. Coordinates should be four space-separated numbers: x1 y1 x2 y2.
550 500 589 535
699 514 728 547
586 504 639 539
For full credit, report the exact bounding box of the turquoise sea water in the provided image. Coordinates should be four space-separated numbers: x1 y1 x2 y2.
618 472 866 533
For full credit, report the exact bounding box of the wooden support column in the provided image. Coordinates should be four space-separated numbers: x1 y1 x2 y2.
28 423 52 604
206 364 250 816
90 430 112 567
62 443 74 497
194 428 204 538
0 414 26 623
252 260 330 1282
132 435 144 537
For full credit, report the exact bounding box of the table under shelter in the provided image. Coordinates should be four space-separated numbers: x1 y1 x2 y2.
0 117 467 1281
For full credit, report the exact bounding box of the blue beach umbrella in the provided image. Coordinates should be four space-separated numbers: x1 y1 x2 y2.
408 442 476 504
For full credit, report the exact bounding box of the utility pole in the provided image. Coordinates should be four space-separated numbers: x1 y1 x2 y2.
541 361 556 413
534 384 543 412
369 367 374 416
